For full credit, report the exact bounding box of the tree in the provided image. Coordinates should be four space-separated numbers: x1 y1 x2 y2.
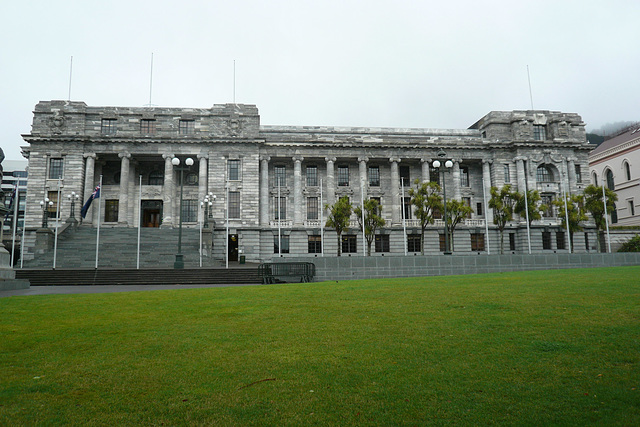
514 189 546 226
553 194 588 252
354 198 386 256
583 185 618 252
446 199 473 251
489 185 516 254
325 196 352 257
408 179 443 255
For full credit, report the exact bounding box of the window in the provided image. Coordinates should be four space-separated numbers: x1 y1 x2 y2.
306 165 318 187
101 119 116 135
148 170 163 185
605 169 615 190
624 162 632 181
341 235 357 253
611 204 618 223
556 232 566 250
181 199 198 222
179 120 194 135
308 235 322 253
105 200 119 222
504 165 511 183
47 191 59 219
368 166 380 187
407 234 421 253
274 235 289 254
274 196 286 220
430 166 440 184
228 191 240 218
338 166 349 186
509 233 516 251
585 233 590 251
471 233 485 251
463 197 472 218
575 164 582 183
460 166 469 187
228 159 240 181
542 231 552 250
402 197 412 220
541 195 554 217
439 234 446 252
476 202 483 216
275 166 286 187
375 234 390 252
533 125 546 141
140 119 156 134
592 172 598 186
307 197 318 220
370 197 382 215
48 158 64 179
629 200 635 217
400 166 410 187
537 165 553 182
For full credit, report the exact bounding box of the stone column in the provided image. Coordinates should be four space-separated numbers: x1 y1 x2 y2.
293 156 304 225
452 160 461 200
390 158 401 224
260 156 270 226
482 159 493 220
358 157 368 199
198 155 208 224
83 153 96 224
515 157 527 193
162 153 175 227
567 157 577 194
118 152 131 225
562 158 571 196
421 158 431 183
325 157 336 206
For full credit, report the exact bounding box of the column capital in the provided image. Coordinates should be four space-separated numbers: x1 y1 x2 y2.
420 158 432 164
260 155 271 163
358 156 369 163
118 152 131 159
481 159 493 165
197 154 209 160
163 153 174 160
389 157 401 163
514 156 528 162
325 156 336 163
83 153 96 159
293 156 304 163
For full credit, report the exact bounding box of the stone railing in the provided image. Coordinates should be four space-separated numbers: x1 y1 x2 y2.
270 220 293 228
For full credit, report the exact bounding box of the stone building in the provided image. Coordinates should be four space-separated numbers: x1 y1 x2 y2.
20 101 592 264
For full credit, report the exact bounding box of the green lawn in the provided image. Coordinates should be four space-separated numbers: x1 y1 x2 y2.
1 267 639 425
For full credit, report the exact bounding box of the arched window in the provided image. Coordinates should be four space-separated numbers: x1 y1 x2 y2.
605 169 615 190
624 161 631 181
536 165 553 182
148 170 164 185
592 172 598 186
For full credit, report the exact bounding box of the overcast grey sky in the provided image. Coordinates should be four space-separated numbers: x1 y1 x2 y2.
1 0 638 161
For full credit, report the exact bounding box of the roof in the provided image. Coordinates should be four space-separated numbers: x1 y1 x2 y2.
590 124 640 156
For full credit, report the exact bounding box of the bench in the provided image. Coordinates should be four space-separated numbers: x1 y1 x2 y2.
258 262 316 284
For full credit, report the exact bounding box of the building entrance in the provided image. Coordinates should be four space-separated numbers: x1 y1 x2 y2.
228 234 238 261
141 200 163 227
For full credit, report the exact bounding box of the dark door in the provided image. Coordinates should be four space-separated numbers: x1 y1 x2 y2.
228 234 238 261
141 200 162 227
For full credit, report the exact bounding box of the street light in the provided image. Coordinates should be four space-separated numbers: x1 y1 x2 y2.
67 191 80 220
432 149 453 255
39 197 53 228
201 192 215 228
172 156 194 269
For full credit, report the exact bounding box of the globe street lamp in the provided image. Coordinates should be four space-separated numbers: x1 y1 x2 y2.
172 156 194 269
201 192 215 228
432 150 453 255
39 197 53 228
67 191 80 223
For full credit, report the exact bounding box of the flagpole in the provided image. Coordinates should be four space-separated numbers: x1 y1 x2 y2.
53 179 62 269
401 182 407 256
95 176 102 269
360 181 366 256
562 176 572 253
320 178 324 257
278 182 282 257
602 184 611 253
225 178 229 269
137 175 142 269
10 184 18 267
482 177 490 255
20 185 27 269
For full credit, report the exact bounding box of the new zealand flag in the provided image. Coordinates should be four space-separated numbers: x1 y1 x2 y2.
80 185 100 219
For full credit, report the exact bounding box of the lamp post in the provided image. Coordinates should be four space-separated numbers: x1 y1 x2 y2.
432 150 453 255
201 192 215 228
67 191 80 224
39 197 53 228
172 156 194 269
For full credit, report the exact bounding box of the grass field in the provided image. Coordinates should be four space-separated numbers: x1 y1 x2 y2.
1 267 639 425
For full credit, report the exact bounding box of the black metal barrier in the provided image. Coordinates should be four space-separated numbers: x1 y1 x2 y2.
258 262 316 284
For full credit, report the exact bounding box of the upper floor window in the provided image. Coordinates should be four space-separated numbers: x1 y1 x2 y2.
592 171 598 186
307 197 319 220
179 120 194 135
306 165 318 187
228 159 240 181
624 161 632 181
140 119 156 135
338 166 349 186
48 158 63 179
460 166 469 187
536 165 553 182
148 170 164 185
533 125 546 141
101 119 116 135
228 191 240 218
400 166 410 187
429 166 440 185
575 164 582 183
275 166 286 187
504 164 511 183
606 169 615 190
628 200 635 217
368 166 380 187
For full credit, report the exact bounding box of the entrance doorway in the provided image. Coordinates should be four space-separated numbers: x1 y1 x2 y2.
228 234 238 261
141 200 163 227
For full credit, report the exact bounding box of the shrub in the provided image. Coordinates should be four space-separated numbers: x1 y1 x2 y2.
618 234 640 252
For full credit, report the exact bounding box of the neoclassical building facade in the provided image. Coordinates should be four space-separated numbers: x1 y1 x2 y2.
21 101 592 263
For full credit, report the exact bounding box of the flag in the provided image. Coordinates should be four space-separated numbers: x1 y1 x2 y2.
81 185 100 219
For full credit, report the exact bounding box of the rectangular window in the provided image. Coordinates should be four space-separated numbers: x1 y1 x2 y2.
101 119 116 135
370 197 382 215
575 164 582 183
275 166 286 187
181 199 198 222
504 164 511 183
460 166 469 187
542 231 552 250
341 235 357 253
48 158 64 179
306 165 318 187
105 200 119 222
471 233 485 251
308 235 322 254
533 125 546 141
47 190 59 219
541 195 554 217
368 166 380 187
556 232 566 250
140 119 156 134
338 166 349 186
629 200 635 217
439 234 446 252
375 234 390 253
274 197 286 220
612 205 618 223
407 234 421 253
228 159 240 181
179 120 194 135
509 233 516 251
430 167 440 184
307 197 318 220
228 191 240 218
463 197 472 218
584 232 590 251
476 202 483 216
402 197 412 220
274 235 290 254
400 166 410 187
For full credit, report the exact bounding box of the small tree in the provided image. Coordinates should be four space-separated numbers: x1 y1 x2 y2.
446 199 473 251
553 194 588 252
408 179 443 255
489 185 516 254
583 184 618 252
354 198 386 256
514 189 546 226
325 196 352 257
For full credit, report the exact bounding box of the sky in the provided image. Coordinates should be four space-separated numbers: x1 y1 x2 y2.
1 0 639 161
